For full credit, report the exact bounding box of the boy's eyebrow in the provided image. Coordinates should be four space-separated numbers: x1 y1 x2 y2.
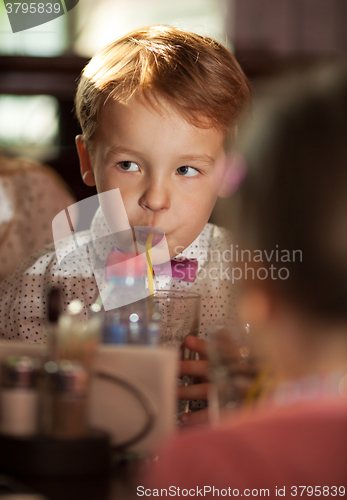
177 154 215 166
105 146 145 159
105 147 215 166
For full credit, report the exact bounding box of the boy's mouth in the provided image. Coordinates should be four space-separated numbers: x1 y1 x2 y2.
137 230 164 247
133 226 166 247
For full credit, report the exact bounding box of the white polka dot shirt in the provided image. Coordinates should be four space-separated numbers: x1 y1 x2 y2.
0 207 238 343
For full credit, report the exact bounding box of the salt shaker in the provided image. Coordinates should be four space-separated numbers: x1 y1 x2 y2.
0 356 40 437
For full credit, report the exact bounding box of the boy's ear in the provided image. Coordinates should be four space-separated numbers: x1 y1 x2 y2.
217 151 247 198
75 135 96 187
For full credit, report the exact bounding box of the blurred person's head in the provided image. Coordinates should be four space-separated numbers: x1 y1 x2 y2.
74 26 252 258
227 63 347 379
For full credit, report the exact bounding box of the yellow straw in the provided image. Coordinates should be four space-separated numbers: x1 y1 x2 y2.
145 233 154 296
245 369 272 407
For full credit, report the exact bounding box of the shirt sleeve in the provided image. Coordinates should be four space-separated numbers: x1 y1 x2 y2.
0 237 98 344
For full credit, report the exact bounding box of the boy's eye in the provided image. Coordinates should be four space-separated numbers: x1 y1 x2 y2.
118 161 140 172
176 166 199 177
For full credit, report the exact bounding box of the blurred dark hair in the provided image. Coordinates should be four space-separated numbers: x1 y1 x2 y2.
234 62 347 320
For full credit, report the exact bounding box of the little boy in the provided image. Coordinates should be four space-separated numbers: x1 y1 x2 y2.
144 63 347 490
0 26 251 344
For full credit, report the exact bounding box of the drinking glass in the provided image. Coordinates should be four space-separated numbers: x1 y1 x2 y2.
208 323 258 423
152 291 201 415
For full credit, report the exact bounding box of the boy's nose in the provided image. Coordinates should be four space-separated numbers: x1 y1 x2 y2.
139 178 171 212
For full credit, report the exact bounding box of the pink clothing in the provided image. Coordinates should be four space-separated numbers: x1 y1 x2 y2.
144 399 347 498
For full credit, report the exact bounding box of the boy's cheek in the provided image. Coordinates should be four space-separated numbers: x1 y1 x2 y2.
94 174 124 197
195 190 219 218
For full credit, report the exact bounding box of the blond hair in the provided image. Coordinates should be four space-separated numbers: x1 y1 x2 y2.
75 25 252 146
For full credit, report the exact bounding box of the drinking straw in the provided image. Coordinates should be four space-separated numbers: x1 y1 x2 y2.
245 369 272 405
131 227 139 256
145 233 154 295
145 234 155 318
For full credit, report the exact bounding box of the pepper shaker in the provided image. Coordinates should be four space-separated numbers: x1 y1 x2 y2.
43 360 89 439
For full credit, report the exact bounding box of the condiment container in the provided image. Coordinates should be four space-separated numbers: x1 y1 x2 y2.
0 356 40 437
43 360 89 439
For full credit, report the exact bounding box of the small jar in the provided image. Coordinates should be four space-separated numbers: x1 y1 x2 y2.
43 360 89 439
0 356 40 437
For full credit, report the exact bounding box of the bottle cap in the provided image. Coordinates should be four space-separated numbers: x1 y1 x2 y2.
1 356 40 389
44 360 89 397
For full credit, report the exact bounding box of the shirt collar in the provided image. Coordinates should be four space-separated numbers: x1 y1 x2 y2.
265 370 347 408
173 224 212 273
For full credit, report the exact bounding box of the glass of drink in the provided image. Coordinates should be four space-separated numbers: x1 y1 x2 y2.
152 291 201 415
208 323 258 423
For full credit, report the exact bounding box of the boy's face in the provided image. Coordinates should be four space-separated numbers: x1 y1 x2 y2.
76 95 226 259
